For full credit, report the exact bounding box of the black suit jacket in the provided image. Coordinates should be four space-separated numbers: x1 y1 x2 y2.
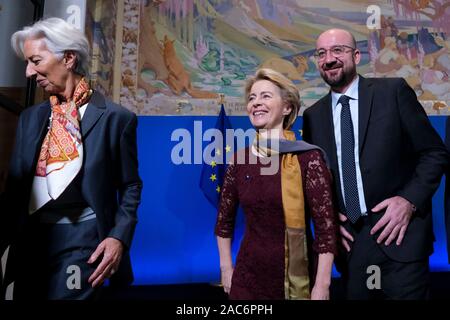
303 76 448 263
0 91 142 288
444 116 450 263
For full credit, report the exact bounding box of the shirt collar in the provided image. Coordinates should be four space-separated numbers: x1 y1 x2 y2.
331 75 359 109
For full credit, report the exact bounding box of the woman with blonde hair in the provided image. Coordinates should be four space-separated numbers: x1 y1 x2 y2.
215 68 337 300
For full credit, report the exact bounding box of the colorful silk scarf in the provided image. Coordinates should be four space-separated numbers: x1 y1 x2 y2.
252 130 311 300
29 77 92 214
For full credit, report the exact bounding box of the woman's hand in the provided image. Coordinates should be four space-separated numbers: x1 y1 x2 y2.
87 237 124 288
220 266 234 294
311 282 330 300
312 252 333 300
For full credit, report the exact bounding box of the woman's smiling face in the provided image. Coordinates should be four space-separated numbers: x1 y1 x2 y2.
246 79 291 131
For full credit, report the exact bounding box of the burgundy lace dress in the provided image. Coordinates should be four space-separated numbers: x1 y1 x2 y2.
215 148 337 300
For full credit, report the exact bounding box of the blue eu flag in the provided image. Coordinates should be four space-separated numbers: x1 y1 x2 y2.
200 104 233 208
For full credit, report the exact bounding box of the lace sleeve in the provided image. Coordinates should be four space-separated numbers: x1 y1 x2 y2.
214 163 239 238
301 150 338 255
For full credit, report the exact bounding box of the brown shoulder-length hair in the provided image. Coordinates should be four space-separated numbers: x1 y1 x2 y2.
244 68 300 130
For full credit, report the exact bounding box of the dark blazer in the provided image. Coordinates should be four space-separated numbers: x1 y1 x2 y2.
0 91 142 288
445 116 450 263
303 76 448 263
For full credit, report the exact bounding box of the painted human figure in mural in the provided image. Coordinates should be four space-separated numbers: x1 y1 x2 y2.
379 16 399 49
420 55 450 100
375 37 417 79
432 36 450 74
303 28 448 300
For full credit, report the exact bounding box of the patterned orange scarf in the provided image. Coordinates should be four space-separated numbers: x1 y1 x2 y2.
29 78 92 214
36 77 92 177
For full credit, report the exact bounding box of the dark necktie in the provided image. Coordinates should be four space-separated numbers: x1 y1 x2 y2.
339 95 361 224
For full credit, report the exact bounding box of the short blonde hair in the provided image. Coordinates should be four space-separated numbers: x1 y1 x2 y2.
245 68 300 129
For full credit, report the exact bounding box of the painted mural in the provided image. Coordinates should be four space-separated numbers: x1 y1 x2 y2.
86 0 118 97
117 0 449 115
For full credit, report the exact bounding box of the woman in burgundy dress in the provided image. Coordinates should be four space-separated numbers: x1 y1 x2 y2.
215 68 338 300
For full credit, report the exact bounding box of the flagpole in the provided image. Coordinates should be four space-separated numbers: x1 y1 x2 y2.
218 93 225 109
210 93 227 294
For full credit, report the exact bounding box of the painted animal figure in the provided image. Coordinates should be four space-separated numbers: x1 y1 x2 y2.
163 36 218 99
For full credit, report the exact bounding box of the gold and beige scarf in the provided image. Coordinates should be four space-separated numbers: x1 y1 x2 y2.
252 130 311 300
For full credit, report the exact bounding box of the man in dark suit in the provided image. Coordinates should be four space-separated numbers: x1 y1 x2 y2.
302 28 448 299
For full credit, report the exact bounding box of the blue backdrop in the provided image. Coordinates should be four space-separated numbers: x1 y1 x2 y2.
131 115 449 285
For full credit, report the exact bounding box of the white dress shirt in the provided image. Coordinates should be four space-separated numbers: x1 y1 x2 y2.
331 76 368 215
78 102 88 119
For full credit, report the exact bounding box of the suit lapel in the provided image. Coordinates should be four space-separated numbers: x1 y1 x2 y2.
319 93 339 174
358 76 374 155
26 102 51 173
81 91 106 138
319 93 346 211
36 102 51 142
